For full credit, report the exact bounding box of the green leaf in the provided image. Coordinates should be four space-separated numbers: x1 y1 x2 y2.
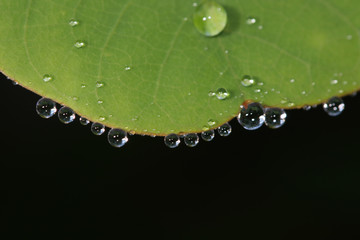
0 0 359 136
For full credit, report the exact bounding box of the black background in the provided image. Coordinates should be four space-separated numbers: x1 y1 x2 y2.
1 71 360 239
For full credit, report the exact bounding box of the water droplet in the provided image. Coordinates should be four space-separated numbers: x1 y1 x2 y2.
184 133 199 147
42 74 54 83
303 105 312 111
124 66 131 71
98 116 106 121
254 89 261 93
201 129 215 141
58 106 75 124
108 128 128 148
346 35 353 40
79 117 90 125
215 88 230 100
289 79 295 83
69 19 79 27
97 99 103 104
237 102 265 130
36 98 57 118
207 119 216 126
193 1 227 37
330 79 338 85
241 75 255 87
264 108 287 129
217 122 232 136
208 91 216 97
91 122 105 136
164 134 180 148
11 80 19 86
96 81 104 88
81 84 87 88
74 41 86 48
323 97 345 117
72 96 79 101
246 16 257 25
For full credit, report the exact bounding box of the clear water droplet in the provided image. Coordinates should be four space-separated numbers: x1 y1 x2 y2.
91 122 105 136
81 84 87 88
289 79 295 83
265 108 287 129
164 134 180 148
108 128 128 148
58 106 75 124
193 1 227 37
124 66 131 71
207 119 216 126
217 122 232 136
74 41 86 48
69 19 79 27
237 102 265 130
184 133 199 147
79 117 90 125
98 116 106 121
215 88 230 100
323 97 345 117
36 98 57 118
96 81 104 88
246 16 257 25
97 99 103 104
42 74 54 83
208 91 216 97
330 79 338 85
201 129 215 141
241 75 255 87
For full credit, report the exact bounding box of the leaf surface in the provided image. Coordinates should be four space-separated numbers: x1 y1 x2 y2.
0 0 359 135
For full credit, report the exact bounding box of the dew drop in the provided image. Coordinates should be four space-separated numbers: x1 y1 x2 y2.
246 16 257 25
98 116 106 121
241 75 256 87
42 74 54 83
208 91 216 97
97 99 104 104
207 119 217 126
193 0 227 37
264 108 287 129
323 97 345 117
237 102 265 130
217 122 232 136
330 79 338 85
201 129 215 142
79 117 90 125
164 133 180 148
36 98 57 119
184 133 199 147
81 84 87 88
215 87 230 100
108 128 128 148
91 122 105 136
74 41 86 48
68 19 79 27
58 106 75 124
96 81 104 88
124 66 131 71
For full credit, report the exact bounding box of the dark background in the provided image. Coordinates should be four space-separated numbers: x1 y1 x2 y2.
1 71 360 239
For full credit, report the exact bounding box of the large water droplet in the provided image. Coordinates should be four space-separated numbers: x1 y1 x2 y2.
241 75 255 87
217 122 232 136
215 87 230 100
91 122 105 136
74 41 86 48
164 134 180 148
201 129 215 141
237 102 265 130
323 97 345 117
69 19 79 27
42 74 54 83
79 117 90 125
184 133 199 147
108 128 128 148
36 98 57 118
58 106 75 124
193 0 227 37
264 108 287 129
